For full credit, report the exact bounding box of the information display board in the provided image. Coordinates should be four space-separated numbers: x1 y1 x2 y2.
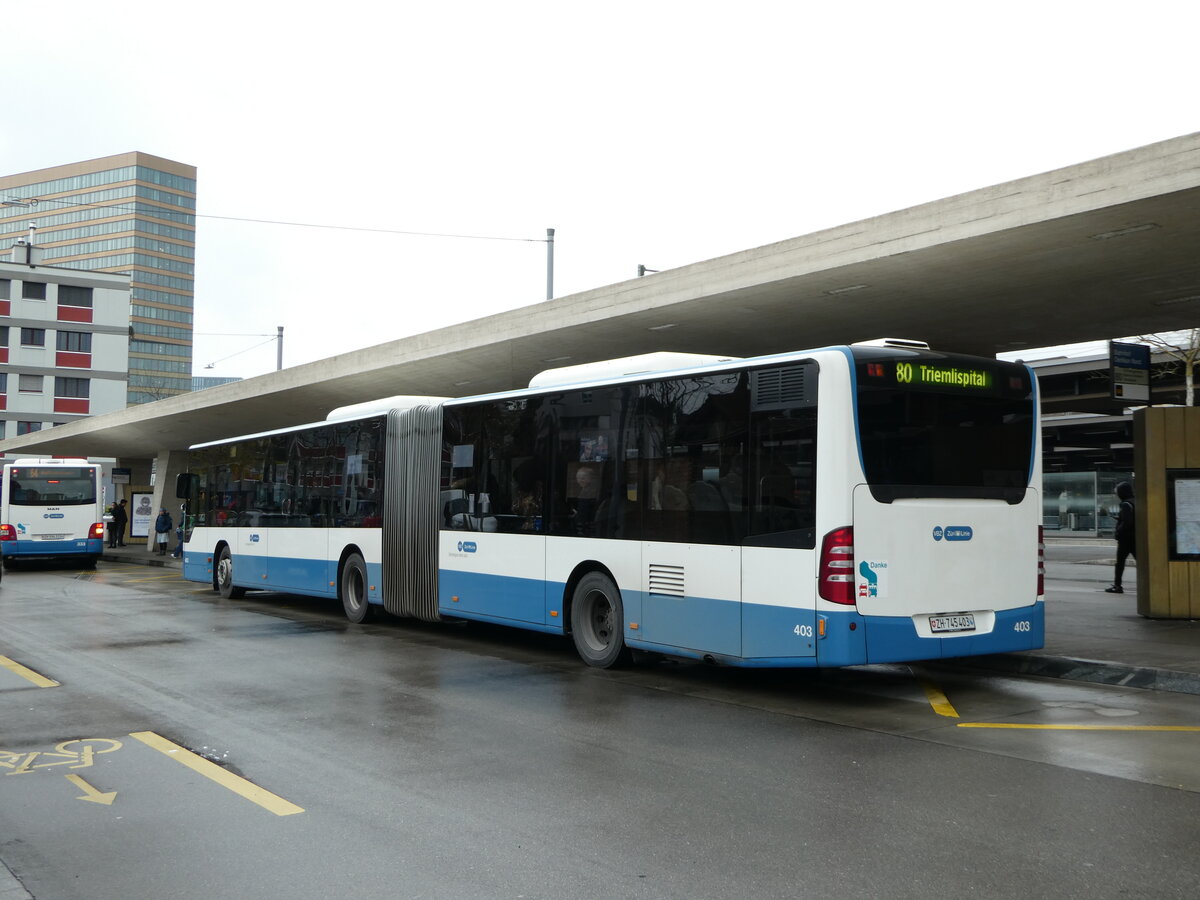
1167 469 1200 559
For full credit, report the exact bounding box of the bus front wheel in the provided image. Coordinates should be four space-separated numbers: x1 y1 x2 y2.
570 572 629 669
216 546 245 599
340 553 373 623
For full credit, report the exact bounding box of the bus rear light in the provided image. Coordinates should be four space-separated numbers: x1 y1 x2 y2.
1037 525 1045 596
0 524 14 542
90 522 106 540
819 526 856 605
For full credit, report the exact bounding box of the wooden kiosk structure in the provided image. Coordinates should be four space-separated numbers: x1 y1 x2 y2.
1135 406 1200 618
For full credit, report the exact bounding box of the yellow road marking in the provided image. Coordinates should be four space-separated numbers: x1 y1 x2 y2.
957 723 1200 732
65 774 117 805
129 731 304 816
0 655 60 688
921 681 959 718
123 575 185 583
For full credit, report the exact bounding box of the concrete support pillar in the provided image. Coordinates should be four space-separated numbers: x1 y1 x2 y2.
1135 406 1200 618
146 449 188 553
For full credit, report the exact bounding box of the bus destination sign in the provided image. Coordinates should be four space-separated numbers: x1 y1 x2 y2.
894 361 992 390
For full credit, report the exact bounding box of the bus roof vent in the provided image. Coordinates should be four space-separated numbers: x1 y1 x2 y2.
851 338 930 350
529 352 740 389
326 395 449 421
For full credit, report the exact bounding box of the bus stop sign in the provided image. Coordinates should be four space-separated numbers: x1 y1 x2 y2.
1110 341 1150 403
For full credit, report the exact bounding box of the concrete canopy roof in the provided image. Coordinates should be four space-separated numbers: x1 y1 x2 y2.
4 132 1199 460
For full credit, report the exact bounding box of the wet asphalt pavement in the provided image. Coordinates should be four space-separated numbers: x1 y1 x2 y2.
1 547 1199 898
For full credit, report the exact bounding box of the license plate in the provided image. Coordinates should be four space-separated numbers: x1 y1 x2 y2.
38 534 67 541
929 613 976 633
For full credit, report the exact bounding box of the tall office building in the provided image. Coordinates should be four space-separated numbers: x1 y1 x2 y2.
0 153 196 405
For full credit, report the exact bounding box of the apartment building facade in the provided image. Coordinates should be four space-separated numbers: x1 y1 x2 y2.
0 247 131 438
0 153 196 405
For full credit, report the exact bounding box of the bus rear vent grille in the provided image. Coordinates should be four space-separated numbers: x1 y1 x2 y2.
752 365 809 409
648 564 685 597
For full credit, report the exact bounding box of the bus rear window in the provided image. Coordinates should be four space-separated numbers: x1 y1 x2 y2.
855 354 1034 503
7 467 97 505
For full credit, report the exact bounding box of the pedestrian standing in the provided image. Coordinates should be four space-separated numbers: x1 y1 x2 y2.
154 507 173 556
1106 481 1136 593
104 504 117 547
111 499 128 547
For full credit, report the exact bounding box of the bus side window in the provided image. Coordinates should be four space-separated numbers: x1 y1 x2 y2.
745 408 817 549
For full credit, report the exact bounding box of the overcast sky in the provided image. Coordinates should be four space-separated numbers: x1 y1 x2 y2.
3 1 1198 379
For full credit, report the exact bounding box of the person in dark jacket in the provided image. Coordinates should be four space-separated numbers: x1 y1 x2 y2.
1106 481 1136 593
111 499 128 547
154 508 173 555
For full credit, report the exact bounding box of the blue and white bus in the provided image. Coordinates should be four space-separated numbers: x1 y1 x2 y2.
1 458 106 567
177 339 1044 668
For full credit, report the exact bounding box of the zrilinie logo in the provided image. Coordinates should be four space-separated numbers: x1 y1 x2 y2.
933 526 973 542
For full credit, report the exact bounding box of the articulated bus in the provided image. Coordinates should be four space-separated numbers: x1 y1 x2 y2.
177 339 1044 668
1 458 106 567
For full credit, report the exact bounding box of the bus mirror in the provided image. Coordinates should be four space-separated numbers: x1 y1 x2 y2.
175 472 199 500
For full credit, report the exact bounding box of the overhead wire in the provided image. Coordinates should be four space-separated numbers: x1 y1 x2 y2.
1 194 547 243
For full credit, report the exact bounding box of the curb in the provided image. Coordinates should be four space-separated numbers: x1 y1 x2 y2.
936 652 1200 696
100 552 180 570
0 858 32 900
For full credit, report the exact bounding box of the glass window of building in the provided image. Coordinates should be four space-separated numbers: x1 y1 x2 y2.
21 281 46 300
54 377 89 398
20 328 46 346
19 374 43 394
56 331 92 352
58 285 93 308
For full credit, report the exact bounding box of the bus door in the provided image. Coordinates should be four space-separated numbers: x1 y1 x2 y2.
739 372 819 661
852 486 1040 661
641 542 741 658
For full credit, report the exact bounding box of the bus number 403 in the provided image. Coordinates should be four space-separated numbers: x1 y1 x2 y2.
794 625 814 638
1014 621 1031 632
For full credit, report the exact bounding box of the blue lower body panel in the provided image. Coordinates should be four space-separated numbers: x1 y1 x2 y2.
3 538 103 559
439 569 549 625
436 567 1044 668
180 549 381 605
857 602 1045 665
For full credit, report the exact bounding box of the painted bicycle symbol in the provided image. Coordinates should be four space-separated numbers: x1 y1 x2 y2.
0 738 123 775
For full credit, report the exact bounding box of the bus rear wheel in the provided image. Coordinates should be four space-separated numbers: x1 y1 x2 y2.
216 546 245 599
340 553 373 623
570 572 629 668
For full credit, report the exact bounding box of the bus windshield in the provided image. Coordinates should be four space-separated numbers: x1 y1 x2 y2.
854 352 1035 503
7 466 98 506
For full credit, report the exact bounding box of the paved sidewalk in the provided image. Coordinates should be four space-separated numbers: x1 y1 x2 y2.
100 541 182 569
98 538 1200 695
955 540 1200 694
0 858 32 900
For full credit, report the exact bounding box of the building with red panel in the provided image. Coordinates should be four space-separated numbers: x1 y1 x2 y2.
0 153 196 406
0 244 130 440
